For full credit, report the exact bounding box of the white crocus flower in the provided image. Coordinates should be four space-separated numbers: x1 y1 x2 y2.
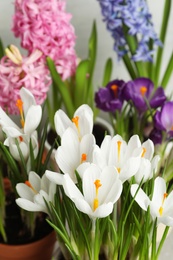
4 131 38 162
47 164 123 220
55 127 96 183
16 171 56 214
54 104 93 139
131 177 173 226
0 87 42 138
93 134 142 183
0 87 42 161
133 139 160 183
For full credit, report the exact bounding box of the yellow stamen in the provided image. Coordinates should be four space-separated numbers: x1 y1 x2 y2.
140 86 147 97
93 179 102 211
117 167 121 173
81 153 87 163
111 84 118 97
16 99 25 128
117 141 122 162
25 181 37 194
159 207 163 216
93 199 99 211
141 147 146 157
158 193 168 216
5 45 23 65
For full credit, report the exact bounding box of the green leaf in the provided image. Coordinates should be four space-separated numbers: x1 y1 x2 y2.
0 38 4 59
46 57 75 118
102 58 113 86
154 0 172 87
86 20 97 109
0 142 23 182
74 59 90 108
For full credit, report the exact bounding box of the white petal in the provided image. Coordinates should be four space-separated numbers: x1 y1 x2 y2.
46 170 65 186
54 109 72 137
152 177 166 206
82 164 101 207
126 135 141 158
158 216 173 227
141 139 154 160
0 107 19 129
29 171 41 191
73 197 92 216
16 198 46 212
120 157 141 183
131 184 150 211
2 126 22 138
93 202 114 218
63 174 84 201
16 183 34 200
24 105 42 135
20 87 36 114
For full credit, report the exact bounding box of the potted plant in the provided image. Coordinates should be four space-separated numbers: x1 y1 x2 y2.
0 87 56 259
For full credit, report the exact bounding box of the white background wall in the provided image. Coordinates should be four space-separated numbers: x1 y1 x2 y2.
0 1 173 93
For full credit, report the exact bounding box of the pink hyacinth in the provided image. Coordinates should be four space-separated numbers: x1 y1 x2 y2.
0 45 51 114
12 0 77 80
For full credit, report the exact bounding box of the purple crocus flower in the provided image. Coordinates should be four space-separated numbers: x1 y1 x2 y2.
95 79 125 112
123 77 166 112
154 101 173 137
149 128 163 145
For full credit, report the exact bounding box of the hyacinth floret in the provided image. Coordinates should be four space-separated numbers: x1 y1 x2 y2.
97 0 161 61
12 0 77 80
0 46 51 114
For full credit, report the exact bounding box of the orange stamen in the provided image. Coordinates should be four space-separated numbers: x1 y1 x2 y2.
81 153 87 163
72 116 79 128
19 136 23 142
16 99 25 128
111 84 118 97
25 181 37 193
140 86 147 97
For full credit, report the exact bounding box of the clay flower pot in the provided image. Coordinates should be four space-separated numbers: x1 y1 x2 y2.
0 230 56 260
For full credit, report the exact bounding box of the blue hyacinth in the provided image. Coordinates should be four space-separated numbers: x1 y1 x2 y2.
98 0 161 62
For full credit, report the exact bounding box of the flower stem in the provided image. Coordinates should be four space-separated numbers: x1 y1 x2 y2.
91 219 96 260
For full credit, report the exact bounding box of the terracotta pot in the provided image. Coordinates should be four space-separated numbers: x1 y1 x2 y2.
0 231 56 260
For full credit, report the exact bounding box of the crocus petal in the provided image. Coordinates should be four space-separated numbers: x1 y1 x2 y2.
63 174 84 201
29 171 41 191
152 177 166 206
24 105 42 135
54 109 72 138
141 139 154 160
72 197 93 216
16 183 34 200
16 198 46 212
131 184 150 211
93 202 114 218
45 170 65 186
2 126 22 138
20 87 36 115
0 107 20 129
120 157 141 183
